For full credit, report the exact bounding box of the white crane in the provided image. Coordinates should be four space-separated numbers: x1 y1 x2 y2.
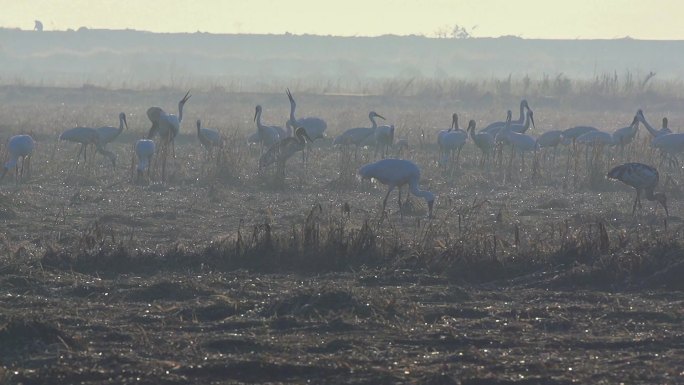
635 109 671 138
286 89 327 163
467 120 495 167
607 162 668 216
437 114 468 168
147 90 192 155
259 127 313 179
147 90 191 180
358 158 435 218
286 89 327 140
612 116 640 155
497 110 538 173
651 132 684 168
334 111 385 159
576 130 615 146
59 126 100 167
94 112 128 167
196 119 223 157
536 130 563 154
1 135 35 183
482 99 531 134
506 108 535 134
134 139 155 183
254 105 285 151
374 124 395 159
563 125 599 143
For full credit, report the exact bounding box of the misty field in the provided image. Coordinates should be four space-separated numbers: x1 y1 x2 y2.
1 83 684 384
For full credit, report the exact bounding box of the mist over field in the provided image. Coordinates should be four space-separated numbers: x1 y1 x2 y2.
1 28 683 91
3 28 684 385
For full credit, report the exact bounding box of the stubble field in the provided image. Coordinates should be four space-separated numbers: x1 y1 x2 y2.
1 85 684 384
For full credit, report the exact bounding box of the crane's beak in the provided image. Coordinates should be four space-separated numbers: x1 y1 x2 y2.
427 200 434 219
286 88 294 103
123 116 129 130
254 108 258 122
377 114 386 120
181 90 192 104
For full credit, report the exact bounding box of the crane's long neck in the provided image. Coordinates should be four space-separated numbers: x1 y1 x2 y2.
117 116 125 136
289 100 297 125
256 109 264 129
408 177 431 201
639 114 659 137
178 102 185 123
516 102 526 124
370 115 378 129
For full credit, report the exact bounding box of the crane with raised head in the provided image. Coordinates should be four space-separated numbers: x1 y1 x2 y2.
286 89 327 163
1 135 35 183
147 90 191 180
358 158 435 218
147 90 191 153
607 162 668 217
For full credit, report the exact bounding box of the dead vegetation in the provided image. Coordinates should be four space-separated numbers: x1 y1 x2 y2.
1 85 684 384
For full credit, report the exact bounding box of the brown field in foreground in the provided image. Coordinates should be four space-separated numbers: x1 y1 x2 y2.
1 85 684 384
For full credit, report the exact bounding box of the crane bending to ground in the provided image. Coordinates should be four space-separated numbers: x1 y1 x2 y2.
358 158 435 218
134 139 155 183
1 135 35 183
607 162 668 217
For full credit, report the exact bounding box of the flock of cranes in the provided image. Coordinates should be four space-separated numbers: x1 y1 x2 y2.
1 92 676 219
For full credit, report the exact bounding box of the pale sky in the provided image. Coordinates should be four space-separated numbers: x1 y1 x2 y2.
2 0 683 39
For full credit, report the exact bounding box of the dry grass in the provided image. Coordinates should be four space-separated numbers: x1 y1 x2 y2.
1 82 683 291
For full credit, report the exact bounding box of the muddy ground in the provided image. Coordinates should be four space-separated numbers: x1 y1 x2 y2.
1 86 684 383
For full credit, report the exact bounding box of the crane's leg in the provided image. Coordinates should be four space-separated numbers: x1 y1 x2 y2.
398 186 403 220
632 190 641 215
75 144 85 167
382 186 395 213
26 154 32 179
